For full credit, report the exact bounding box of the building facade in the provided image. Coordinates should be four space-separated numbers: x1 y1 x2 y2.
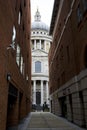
49 0 87 128
0 0 31 130
31 9 52 110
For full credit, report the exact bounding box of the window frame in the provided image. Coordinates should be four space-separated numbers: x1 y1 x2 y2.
16 44 21 66
35 61 41 73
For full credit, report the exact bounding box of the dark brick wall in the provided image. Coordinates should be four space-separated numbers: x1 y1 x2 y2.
49 0 87 94
49 0 87 127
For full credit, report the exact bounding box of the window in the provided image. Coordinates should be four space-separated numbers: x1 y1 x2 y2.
20 55 25 75
12 26 16 49
35 61 41 73
12 26 16 42
82 0 87 11
16 44 20 66
18 5 22 25
20 55 23 73
18 12 21 25
77 4 82 23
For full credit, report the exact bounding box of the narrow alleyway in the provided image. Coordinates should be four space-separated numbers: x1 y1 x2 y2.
19 112 86 130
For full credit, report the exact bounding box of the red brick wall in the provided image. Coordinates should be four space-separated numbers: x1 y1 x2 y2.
0 0 31 130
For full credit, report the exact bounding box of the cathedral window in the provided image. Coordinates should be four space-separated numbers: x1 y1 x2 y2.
35 61 41 73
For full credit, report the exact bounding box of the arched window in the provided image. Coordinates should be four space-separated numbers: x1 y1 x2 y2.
35 61 41 73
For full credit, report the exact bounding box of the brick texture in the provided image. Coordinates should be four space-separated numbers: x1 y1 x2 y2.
0 0 31 130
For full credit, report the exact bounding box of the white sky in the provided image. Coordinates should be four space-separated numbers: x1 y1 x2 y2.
30 0 54 27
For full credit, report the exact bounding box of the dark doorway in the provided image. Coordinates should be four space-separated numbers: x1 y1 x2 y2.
79 91 86 128
36 91 41 105
69 94 73 122
6 83 18 129
59 96 67 118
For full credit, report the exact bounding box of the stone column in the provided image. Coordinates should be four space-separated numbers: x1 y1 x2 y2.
34 40 36 49
33 80 36 104
41 80 43 106
46 81 49 104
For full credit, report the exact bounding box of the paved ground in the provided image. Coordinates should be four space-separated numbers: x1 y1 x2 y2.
19 112 86 130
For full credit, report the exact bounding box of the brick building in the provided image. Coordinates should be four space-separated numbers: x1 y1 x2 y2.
49 0 87 128
0 0 31 130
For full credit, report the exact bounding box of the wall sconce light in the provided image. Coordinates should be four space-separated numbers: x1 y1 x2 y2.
7 73 11 81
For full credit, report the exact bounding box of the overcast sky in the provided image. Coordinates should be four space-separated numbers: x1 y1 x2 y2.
30 0 54 27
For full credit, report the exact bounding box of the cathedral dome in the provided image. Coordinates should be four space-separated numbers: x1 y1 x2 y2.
32 21 49 31
31 9 49 32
